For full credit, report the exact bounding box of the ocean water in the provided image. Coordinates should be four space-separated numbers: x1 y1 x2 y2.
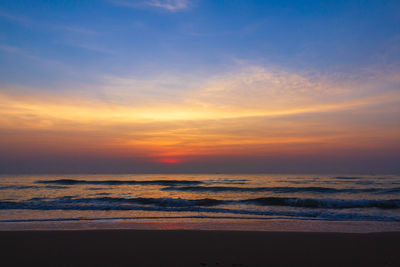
1 174 400 232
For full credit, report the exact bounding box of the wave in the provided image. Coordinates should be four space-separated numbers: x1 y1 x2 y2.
384 188 400 194
1 196 399 210
36 179 203 186
102 196 400 209
0 185 39 190
162 185 344 193
0 185 68 190
70 196 225 207
162 185 400 194
334 176 362 180
209 178 249 185
0 197 399 222
244 197 400 209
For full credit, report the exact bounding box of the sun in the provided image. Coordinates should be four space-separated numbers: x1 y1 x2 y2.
157 158 181 164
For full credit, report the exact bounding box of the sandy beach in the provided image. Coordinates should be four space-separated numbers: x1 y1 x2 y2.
0 229 399 266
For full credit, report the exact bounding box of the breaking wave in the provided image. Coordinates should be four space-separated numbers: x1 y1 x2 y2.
162 185 400 194
0 196 399 222
1 196 399 210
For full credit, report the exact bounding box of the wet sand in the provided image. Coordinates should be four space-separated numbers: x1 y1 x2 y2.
0 230 399 266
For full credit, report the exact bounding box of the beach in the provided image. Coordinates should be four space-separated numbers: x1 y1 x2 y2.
1 229 399 266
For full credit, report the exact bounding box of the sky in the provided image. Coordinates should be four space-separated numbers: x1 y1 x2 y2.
0 0 399 174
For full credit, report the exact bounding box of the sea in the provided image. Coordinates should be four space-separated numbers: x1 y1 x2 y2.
1 174 400 232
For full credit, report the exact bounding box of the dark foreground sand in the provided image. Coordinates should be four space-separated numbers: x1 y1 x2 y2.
0 230 399 267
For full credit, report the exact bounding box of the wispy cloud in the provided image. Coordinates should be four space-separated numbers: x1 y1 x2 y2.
0 43 84 77
1 63 400 161
57 25 97 35
109 0 192 12
0 44 24 54
146 0 190 11
0 10 31 24
3 64 399 123
67 42 116 54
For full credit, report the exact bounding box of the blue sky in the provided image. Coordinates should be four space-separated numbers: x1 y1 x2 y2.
0 0 400 173
1 0 399 88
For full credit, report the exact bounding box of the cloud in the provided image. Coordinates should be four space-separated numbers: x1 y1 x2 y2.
0 10 31 25
146 0 191 11
0 44 24 54
57 26 97 35
109 0 192 12
3 64 399 123
0 43 75 73
1 64 399 162
65 42 116 54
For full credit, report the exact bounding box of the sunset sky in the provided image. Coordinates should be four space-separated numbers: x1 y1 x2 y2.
0 0 399 173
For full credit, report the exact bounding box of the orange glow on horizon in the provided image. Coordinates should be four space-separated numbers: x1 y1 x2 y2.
156 158 182 164
0 68 399 163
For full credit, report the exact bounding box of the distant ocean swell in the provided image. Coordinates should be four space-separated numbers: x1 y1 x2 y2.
162 186 400 194
31 179 400 195
37 179 202 186
3 184 400 195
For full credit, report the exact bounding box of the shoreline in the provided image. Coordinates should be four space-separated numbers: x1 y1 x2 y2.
1 229 400 266
1 217 400 232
